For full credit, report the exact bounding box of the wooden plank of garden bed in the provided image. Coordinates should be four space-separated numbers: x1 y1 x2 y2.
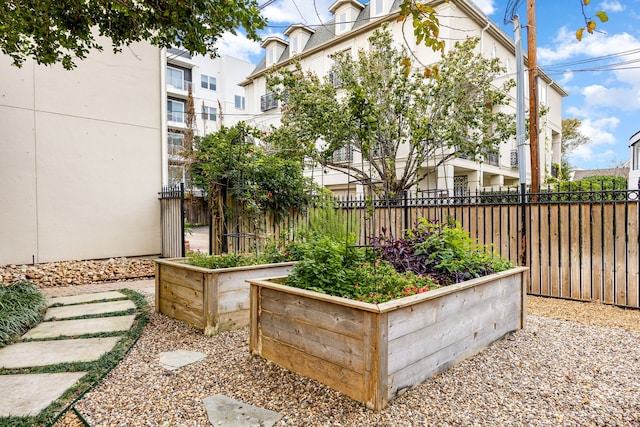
158 280 204 311
158 297 204 329
259 288 367 338
259 310 366 372
388 309 521 398
387 289 519 374
159 266 204 292
260 335 367 403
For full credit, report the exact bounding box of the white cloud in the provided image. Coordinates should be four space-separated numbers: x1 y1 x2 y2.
217 32 263 63
600 0 624 12
473 0 496 16
262 0 333 25
582 85 640 110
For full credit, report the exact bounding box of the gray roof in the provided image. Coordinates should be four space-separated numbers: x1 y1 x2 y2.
573 168 629 180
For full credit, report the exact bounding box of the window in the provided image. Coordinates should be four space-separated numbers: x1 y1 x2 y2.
633 143 640 170
167 67 184 90
290 36 299 54
235 95 246 110
338 12 347 32
168 132 184 156
261 92 278 111
202 106 217 120
374 0 384 15
167 99 185 122
201 74 216 91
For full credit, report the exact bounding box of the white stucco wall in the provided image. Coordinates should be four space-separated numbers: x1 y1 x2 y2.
0 41 163 265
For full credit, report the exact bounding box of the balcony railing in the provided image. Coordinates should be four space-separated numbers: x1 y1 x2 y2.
332 145 353 163
510 149 518 168
167 78 192 91
485 152 500 166
168 112 186 123
261 92 278 111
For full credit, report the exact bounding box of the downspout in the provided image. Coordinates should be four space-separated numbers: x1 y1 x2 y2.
480 22 490 54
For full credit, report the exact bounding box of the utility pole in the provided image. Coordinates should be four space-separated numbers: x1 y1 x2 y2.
527 0 540 194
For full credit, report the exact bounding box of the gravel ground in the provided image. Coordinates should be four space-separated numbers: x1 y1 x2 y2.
59 292 639 427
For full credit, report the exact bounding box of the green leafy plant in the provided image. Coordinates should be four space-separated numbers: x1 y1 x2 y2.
0 281 46 347
185 242 301 270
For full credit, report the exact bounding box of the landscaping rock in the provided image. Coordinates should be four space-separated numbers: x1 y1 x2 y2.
0 258 155 288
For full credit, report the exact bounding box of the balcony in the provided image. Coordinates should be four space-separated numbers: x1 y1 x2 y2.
485 152 500 166
168 111 186 124
261 92 278 111
167 78 192 92
510 149 518 168
332 145 353 163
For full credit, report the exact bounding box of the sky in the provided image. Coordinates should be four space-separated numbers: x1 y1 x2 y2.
217 0 640 170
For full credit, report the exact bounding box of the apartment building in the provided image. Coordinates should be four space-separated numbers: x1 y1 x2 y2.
240 0 567 196
0 41 163 265
163 51 255 186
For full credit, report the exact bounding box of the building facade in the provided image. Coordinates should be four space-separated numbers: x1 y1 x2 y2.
240 0 566 196
629 130 640 190
0 40 163 265
163 51 255 186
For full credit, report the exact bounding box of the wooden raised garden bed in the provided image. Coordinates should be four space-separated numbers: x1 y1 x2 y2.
155 258 295 335
248 266 528 410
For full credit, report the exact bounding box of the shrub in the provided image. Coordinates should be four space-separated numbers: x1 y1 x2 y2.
371 218 513 285
0 281 46 347
185 240 302 269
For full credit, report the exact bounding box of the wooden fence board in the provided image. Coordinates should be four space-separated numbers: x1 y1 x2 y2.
615 203 627 306
560 204 570 298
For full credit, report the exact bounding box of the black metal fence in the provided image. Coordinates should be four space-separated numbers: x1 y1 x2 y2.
159 183 185 258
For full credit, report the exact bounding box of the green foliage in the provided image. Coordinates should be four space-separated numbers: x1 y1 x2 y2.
414 219 513 283
191 123 313 219
0 0 266 69
557 176 627 192
399 0 448 54
286 235 368 298
0 281 46 347
285 236 439 304
348 261 439 304
295 195 359 243
186 243 301 269
267 27 515 199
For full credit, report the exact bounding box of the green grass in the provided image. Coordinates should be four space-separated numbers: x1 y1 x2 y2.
0 281 47 348
0 288 150 426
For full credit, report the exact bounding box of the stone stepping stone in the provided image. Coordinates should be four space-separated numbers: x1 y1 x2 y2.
22 315 136 339
203 394 282 427
159 350 206 370
0 372 86 417
0 337 121 369
44 299 135 320
47 291 126 306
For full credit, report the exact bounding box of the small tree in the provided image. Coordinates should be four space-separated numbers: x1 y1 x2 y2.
560 118 591 179
191 123 313 252
267 27 515 200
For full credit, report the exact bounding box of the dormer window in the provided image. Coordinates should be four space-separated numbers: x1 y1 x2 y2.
290 36 299 55
262 36 289 67
329 0 365 35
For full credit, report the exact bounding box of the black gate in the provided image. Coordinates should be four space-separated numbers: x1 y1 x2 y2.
159 183 185 258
